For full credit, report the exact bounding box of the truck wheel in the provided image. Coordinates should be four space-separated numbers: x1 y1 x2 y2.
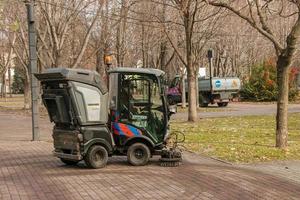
127 143 150 166
217 103 223 107
218 102 228 107
60 158 79 165
84 145 108 169
200 103 209 107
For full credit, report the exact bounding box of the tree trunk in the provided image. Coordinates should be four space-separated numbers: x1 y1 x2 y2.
54 51 62 68
141 25 145 67
116 25 121 66
187 72 197 121
160 2 167 71
160 41 167 71
24 77 31 109
196 68 199 107
1 73 6 99
8 66 12 97
96 49 106 78
276 56 290 149
181 74 186 108
184 12 197 122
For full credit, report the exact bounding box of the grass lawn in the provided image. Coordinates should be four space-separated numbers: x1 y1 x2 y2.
0 95 24 109
171 113 300 163
0 95 49 117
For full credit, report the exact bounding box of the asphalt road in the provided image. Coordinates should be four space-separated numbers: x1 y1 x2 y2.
172 102 300 120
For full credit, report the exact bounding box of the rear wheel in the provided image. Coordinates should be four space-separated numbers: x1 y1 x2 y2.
199 94 209 107
60 158 79 165
127 143 151 166
218 102 228 107
84 145 108 169
168 96 175 105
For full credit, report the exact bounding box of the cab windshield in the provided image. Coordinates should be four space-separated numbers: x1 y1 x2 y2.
118 74 166 141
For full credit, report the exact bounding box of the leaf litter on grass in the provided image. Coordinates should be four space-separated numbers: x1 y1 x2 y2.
171 113 300 163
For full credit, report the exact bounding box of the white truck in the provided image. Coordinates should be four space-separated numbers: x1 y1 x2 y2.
167 75 241 107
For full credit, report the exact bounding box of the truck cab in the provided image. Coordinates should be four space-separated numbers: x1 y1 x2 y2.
108 68 169 150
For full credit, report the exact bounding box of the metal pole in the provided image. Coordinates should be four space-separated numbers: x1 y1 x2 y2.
207 49 213 95
26 0 40 141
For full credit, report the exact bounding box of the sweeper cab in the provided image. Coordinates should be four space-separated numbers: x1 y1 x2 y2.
35 68 181 168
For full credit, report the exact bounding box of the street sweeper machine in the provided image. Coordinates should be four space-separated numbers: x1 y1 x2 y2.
35 67 182 168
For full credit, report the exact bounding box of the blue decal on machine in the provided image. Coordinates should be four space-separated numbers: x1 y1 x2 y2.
215 80 221 88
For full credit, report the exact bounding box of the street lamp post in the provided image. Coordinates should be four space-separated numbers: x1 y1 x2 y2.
25 0 40 141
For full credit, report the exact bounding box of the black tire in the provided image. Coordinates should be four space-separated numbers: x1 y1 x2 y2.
200 102 209 107
127 143 151 166
60 158 79 165
84 145 108 169
218 102 228 107
167 96 175 105
199 94 208 107
217 102 223 107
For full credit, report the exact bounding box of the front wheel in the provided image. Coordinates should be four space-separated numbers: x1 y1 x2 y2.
127 143 151 166
84 145 108 169
217 102 228 107
60 158 79 165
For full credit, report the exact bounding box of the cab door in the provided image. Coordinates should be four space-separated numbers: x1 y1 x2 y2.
109 73 166 145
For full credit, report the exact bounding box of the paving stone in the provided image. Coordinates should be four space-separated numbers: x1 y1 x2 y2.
0 141 300 200
1 110 300 200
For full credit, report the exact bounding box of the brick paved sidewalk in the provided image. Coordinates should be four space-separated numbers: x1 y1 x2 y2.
240 160 300 185
1 141 300 200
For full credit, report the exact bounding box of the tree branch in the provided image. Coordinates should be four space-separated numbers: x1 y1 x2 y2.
207 0 284 52
72 4 102 68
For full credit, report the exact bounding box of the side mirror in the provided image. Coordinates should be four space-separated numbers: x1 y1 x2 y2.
168 105 177 116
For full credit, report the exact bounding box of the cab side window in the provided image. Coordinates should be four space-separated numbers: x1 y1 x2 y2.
119 75 150 128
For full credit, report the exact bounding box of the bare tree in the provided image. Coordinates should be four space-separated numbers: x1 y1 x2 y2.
9 12 31 108
0 1 32 108
91 0 112 77
208 0 300 149
0 34 16 99
37 0 102 68
159 0 221 121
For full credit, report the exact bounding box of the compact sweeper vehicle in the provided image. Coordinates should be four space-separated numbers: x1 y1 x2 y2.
36 67 181 168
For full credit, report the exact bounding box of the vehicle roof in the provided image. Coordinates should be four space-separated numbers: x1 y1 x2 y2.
35 68 108 94
108 67 165 77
